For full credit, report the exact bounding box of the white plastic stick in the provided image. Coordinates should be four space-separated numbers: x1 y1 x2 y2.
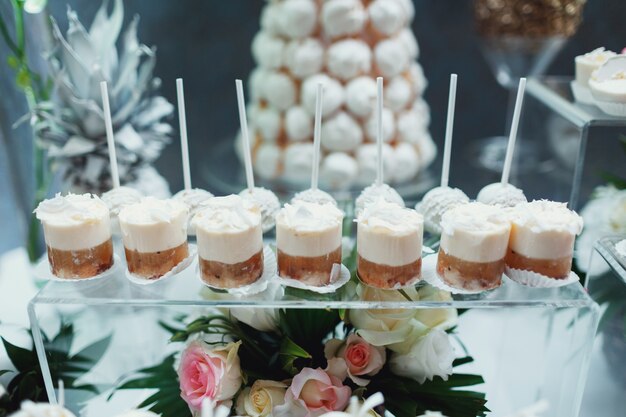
311 82 323 190
58 379 65 407
376 77 384 186
441 74 458 188
501 77 526 185
236 79 255 192
176 78 192 190
100 81 120 189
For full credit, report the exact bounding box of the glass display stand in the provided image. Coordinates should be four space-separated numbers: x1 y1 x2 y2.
28 243 600 417
522 77 626 209
580 236 626 417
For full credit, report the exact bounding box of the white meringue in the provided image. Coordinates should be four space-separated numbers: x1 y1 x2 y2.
284 38 324 79
285 106 313 142
327 39 372 81
345 76 377 117
396 107 428 143
413 98 431 124
477 182 527 207
254 106 282 142
322 0 366 39
321 152 359 190
365 107 395 142
260 2 281 35
173 188 215 235
321 111 363 152
248 68 269 101
292 188 338 206
277 0 317 39
397 28 419 59
239 186 281 232
385 76 412 111
301 74 345 117
254 143 282 179
416 186 470 235
265 71 297 111
393 142 421 183
375 37 409 78
406 62 427 96
284 142 314 183
415 132 437 167
355 183 405 215
369 0 407 36
395 0 416 21
251 31 284 69
355 143 395 185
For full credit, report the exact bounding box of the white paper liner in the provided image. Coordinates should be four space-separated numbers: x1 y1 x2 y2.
198 246 277 296
504 266 579 288
570 81 595 105
275 263 351 294
125 244 197 285
592 98 626 117
34 254 120 283
421 255 501 295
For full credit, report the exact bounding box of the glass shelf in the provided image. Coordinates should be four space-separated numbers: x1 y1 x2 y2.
590 236 626 287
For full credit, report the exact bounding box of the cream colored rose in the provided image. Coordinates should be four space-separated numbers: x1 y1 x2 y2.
414 286 458 331
236 380 287 417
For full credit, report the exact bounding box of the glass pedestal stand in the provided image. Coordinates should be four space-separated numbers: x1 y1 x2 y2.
28 243 599 417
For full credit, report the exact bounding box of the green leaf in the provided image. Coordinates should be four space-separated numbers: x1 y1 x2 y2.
7 55 18 69
1 337 35 372
71 334 112 366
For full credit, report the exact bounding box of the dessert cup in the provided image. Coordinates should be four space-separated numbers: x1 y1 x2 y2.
276 201 343 286
35 193 114 279
119 197 189 279
436 202 511 291
193 195 264 289
356 199 423 289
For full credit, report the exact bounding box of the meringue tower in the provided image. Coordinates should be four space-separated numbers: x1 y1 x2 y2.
242 0 436 190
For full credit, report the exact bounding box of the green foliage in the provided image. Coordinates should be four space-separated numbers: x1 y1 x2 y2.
0 324 111 416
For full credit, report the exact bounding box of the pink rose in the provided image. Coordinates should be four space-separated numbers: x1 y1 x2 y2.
275 368 351 417
178 340 242 412
325 334 386 386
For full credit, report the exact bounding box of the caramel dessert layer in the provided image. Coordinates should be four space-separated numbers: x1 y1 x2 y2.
277 247 342 286
200 250 264 288
47 239 114 279
357 255 422 288
437 249 504 291
124 242 189 279
505 248 572 279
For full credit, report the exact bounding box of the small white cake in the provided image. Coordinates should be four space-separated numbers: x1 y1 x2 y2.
356 183 405 215
416 186 469 235
476 183 527 207
172 188 214 235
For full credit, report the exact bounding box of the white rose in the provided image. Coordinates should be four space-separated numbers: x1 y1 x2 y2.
389 329 455 384
414 287 458 331
236 380 287 417
417 412 448 417
230 308 279 332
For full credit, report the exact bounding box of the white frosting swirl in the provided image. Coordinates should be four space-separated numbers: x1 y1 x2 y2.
284 38 324 79
375 37 409 78
326 39 372 81
265 71 296 111
441 202 510 235
369 0 407 36
251 31 285 69
358 198 422 234
345 76 377 117
355 183 405 215
277 0 317 39
511 200 583 235
301 73 345 117
322 0 366 39
321 111 363 152
285 106 313 142
277 201 343 232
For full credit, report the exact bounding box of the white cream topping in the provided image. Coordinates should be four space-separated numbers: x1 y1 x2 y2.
321 152 358 190
365 107 395 142
369 0 407 36
194 195 263 264
322 0 366 39
476 182 527 208
35 193 111 251
345 76 377 117
355 143 395 185
285 106 313 142
357 199 423 266
291 188 338 206
284 142 314 183
276 201 343 257
284 38 324 79
251 31 284 69
254 143 283 180
385 76 412 112
265 71 297 111
416 186 469 235
575 47 617 86
321 111 363 152
440 202 511 263
11 401 77 417
393 142 421 183
374 37 409 78
355 182 405 215
277 0 317 39
301 73 345 117
254 106 282 142
119 197 188 253
239 187 281 233
510 200 583 235
326 39 372 81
